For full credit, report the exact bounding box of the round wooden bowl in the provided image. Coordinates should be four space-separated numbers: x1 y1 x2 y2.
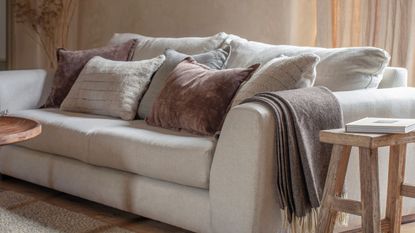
0 116 42 146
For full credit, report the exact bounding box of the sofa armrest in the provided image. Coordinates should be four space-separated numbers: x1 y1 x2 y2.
210 102 280 233
378 67 408 88
210 87 415 233
334 87 415 124
0 69 52 113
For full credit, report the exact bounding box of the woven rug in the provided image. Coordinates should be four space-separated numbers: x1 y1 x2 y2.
0 190 133 233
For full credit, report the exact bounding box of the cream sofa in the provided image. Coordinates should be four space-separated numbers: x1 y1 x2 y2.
1 41 415 233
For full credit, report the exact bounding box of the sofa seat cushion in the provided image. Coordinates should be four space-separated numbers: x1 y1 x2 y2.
13 109 129 161
12 109 216 189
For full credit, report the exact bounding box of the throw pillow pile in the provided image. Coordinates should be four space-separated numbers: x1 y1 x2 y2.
48 32 368 136
46 39 138 107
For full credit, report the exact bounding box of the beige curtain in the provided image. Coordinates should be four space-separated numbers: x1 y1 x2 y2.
313 0 415 86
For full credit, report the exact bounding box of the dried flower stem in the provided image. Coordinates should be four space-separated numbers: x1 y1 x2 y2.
13 0 77 69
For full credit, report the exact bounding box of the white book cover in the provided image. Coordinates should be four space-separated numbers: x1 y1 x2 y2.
346 117 415 133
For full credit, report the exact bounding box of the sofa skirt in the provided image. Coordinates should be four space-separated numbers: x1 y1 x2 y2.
0 145 211 233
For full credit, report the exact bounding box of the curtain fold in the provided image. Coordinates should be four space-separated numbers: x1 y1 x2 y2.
314 0 415 86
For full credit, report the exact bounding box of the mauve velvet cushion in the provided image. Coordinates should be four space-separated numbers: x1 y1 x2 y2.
137 46 230 119
45 39 138 107
146 58 259 136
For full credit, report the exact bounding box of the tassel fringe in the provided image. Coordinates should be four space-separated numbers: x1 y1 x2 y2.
281 193 349 233
335 192 349 226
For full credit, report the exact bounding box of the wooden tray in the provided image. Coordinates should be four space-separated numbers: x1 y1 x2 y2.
0 116 42 146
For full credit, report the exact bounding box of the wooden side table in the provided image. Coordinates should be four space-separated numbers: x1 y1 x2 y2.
317 128 415 233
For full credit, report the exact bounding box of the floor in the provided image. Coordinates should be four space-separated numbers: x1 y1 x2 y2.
0 176 191 233
0 176 415 233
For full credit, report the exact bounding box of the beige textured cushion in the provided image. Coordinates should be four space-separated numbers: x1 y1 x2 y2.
109 32 229 61
60 55 165 120
231 54 320 107
226 39 390 91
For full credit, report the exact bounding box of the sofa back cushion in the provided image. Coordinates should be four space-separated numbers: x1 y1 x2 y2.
226 39 390 91
61 55 165 120
45 39 138 108
109 32 229 61
137 47 230 119
146 58 259 136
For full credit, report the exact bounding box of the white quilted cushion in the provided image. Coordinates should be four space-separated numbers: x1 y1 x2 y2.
13 109 216 189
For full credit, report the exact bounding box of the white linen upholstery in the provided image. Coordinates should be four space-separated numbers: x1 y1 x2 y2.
13 109 216 189
109 32 228 61
2 66 415 233
0 69 51 112
89 121 215 189
334 87 415 124
210 102 281 233
211 97 415 233
14 109 129 162
3 93 415 233
0 146 211 233
226 39 390 91
378 67 408 88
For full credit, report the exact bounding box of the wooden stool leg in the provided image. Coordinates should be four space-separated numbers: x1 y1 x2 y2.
386 144 407 233
318 145 351 233
359 148 381 233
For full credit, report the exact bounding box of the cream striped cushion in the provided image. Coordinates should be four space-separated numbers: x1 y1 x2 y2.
60 55 165 120
231 54 320 107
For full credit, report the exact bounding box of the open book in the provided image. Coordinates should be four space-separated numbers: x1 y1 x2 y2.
345 117 415 134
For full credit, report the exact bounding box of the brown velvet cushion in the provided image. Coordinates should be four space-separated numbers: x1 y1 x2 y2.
146 58 259 136
45 39 138 107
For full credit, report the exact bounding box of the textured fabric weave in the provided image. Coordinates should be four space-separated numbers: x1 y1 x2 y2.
61 55 165 120
45 40 138 108
231 54 320 107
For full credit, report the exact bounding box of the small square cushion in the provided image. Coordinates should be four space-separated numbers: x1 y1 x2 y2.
231 54 320 107
60 55 165 120
137 46 230 119
46 39 138 107
146 58 259 136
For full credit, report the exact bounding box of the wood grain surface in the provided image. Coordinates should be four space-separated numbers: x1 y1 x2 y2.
320 128 415 148
0 116 41 146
